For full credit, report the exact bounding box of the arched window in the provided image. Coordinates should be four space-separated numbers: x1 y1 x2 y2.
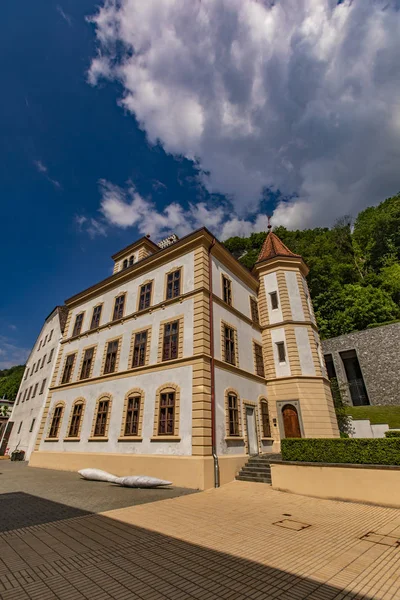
125 395 141 435
260 400 271 438
129 255 135 266
49 403 64 438
123 259 128 269
68 399 85 438
154 384 180 437
92 395 112 437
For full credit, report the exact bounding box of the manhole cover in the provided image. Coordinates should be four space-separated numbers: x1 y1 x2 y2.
273 519 311 531
361 532 400 547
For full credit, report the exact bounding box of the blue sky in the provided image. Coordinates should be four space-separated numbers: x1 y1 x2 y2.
1 0 400 367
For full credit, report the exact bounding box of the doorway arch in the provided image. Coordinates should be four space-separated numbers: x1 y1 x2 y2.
282 404 302 438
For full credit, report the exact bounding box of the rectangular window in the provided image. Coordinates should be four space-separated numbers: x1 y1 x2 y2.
113 295 125 321
162 321 179 361
22 389 28 402
17 393 21 405
254 343 265 377
158 392 175 435
32 383 39 399
43 335 48 346
276 341 286 363
104 340 119 374
80 347 94 380
270 291 279 310
69 403 83 437
38 340 42 351
261 402 271 438
24 367 29 380
224 326 236 365
48 348 54 363
228 393 240 436
72 313 84 337
18 422 22 434
26 386 32 402
35 362 39 373
124 395 141 436
94 400 109 436
90 305 102 329
49 406 63 438
48 329 53 341
132 331 148 367
250 298 259 325
138 282 152 311
166 270 181 300
29 419 36 433
61 354 76 384
39 379 47 394
41 354 46 368
222 275 232 305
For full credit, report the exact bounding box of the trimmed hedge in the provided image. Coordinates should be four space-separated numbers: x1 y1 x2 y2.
385 431 400 438
281 438 400 466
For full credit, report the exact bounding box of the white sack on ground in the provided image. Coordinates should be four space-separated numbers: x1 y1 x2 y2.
78 468 118 483
115 475 172 488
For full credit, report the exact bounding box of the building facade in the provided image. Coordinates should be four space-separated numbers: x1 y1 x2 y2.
23 227 338 489
322 322 400 407
4 306 67 459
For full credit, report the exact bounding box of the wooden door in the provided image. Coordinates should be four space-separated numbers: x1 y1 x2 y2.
282 404 301 438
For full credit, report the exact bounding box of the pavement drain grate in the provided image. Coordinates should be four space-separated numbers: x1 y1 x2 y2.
361 532 400 547
273 519 311 531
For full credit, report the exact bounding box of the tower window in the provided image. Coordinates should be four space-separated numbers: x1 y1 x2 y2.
276 341 286 363
129 255 135 266
270 291 279 310
123 259 128 269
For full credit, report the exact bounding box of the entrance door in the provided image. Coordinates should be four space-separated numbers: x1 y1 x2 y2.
282 404 302 438
246 407 258 455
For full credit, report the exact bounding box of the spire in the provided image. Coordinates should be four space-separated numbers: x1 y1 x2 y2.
257 229 301 263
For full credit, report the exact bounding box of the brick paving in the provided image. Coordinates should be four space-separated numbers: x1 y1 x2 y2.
1 464 400 599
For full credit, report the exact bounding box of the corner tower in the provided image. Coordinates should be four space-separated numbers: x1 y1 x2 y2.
254 228 339 442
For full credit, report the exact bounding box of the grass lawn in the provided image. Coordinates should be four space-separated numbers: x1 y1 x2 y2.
345 405 400 429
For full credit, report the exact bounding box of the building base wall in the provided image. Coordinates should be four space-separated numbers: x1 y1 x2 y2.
29 451 248 490
271 462 400 508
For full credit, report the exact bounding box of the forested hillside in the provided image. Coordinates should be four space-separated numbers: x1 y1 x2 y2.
224 194 400 339
0 365 24 401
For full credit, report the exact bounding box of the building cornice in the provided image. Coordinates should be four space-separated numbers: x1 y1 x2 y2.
253 255 309 277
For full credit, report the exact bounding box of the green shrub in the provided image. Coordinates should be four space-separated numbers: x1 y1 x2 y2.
385 430 400 438
281 438 400 466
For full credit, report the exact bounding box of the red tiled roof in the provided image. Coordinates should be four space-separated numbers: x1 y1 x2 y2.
257 232 301 262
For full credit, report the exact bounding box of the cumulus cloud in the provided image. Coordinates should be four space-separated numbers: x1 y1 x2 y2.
87 0 400 229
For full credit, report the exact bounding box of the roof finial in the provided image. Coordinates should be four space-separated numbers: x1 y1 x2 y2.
267 215 272 231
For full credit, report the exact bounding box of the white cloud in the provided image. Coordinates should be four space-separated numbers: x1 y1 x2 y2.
57 5 72 26
88 0 400 229
34 160 61 189
0 336 30 370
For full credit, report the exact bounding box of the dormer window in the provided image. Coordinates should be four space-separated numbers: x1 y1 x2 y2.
129 255 135 266
123 259 128 269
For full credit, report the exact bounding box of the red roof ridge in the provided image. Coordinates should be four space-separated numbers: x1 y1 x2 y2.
257 231 301 262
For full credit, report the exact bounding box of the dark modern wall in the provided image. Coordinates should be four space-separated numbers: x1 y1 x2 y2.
322 323 400 406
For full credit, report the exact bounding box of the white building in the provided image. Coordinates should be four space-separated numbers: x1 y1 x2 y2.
16 228 337 488
5 306 67 459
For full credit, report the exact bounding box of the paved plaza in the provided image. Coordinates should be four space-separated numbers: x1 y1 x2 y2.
1 462 400 599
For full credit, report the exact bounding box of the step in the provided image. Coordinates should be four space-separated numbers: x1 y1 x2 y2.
236 475 271 484
240 467 271 476
246 460 273 467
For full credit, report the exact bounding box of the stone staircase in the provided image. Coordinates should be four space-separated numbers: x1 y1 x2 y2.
235 454 281 484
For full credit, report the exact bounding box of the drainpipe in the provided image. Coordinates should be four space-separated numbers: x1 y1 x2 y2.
208 238 220 488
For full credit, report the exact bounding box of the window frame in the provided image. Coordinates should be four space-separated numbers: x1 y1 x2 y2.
48 348 54 363
103 338 121 375
165 268 182 300
153 384 180 438
250 297 260 325
39 378 47 395
32 383 39 399
222 323 237 366
112 294 126 321
72 312 84 337
260 400 271 438
80 346 96 380
90 304 103 330
132 330 148 368
254 342 265 378
276 341 286 363
138 281 153 311
29 418 36 433
227 392 240 437
92 396 111 438
67 400 85 439
48 403 64 439
61 353 76 384
270 291 279 311
222 274 232 306
162 320 180 362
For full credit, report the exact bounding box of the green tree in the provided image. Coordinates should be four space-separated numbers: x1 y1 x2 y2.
0 365 25 401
